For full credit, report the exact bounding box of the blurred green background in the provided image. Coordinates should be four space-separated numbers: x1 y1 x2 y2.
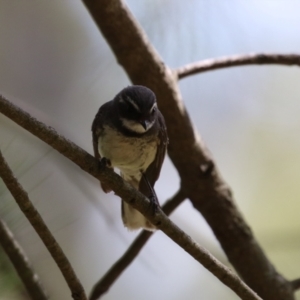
1 1 300 299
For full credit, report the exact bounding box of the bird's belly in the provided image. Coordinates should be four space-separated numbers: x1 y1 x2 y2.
98 126 158 175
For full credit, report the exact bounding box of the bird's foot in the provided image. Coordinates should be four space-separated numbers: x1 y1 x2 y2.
99 157 112 168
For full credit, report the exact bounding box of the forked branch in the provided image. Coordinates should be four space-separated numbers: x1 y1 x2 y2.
81 1 296 298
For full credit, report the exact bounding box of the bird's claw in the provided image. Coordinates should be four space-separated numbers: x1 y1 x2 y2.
99 157 112 168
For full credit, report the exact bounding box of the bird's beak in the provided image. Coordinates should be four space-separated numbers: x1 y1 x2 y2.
140 120 150 130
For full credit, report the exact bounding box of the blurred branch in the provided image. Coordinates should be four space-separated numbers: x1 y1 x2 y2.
291 278 300 291
0 96 261 300
90 232 151 300
176 53 300 79
90 189 186 300
0 150 87 300
0 218 48 300
82 1 295 299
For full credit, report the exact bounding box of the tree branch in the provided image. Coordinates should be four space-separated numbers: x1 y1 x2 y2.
90 189 186 300
0 218 48 300
175 53 300 79
81 1 295 299
0 96 261 300
0 150 87 300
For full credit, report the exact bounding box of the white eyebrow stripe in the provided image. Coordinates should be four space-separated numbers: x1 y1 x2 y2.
126 97 140 112
150 102 157 112
119 96 125 104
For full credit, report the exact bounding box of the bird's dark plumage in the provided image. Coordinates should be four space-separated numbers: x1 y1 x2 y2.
92 85 168 231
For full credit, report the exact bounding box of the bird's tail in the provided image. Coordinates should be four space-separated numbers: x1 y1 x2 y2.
120 173 156 231
121 201 156 231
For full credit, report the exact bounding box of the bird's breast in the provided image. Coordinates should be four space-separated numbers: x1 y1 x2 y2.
98 126 158 176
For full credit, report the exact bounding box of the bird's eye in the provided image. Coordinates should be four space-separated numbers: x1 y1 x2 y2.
151 107 156 114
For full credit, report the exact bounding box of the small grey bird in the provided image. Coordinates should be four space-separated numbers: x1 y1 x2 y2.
92 85 168 231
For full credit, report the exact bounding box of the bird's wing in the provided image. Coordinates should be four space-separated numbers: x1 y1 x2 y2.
139 111 168 198
91 108 102 160
91 102 114 193
91 101 113 159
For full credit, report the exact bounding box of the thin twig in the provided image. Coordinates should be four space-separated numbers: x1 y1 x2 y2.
0 150 87 300
90 189 186 300
0 96 261 300
175 53 300 79
0 218 48 300
290 278 300 291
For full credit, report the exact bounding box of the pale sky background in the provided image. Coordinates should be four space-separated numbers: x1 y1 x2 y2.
1 1 300 299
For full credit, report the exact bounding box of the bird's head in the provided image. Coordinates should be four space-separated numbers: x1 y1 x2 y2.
115 85 158 134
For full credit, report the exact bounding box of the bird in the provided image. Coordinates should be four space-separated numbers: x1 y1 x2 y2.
92 85 168 231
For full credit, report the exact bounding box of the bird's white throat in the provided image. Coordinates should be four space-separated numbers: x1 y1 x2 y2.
120 118 154 133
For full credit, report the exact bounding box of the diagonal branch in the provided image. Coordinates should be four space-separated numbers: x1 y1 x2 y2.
0 218 48 300
90 189 186 300
175 53 300 79
0 150 87 300
0 96 261 300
